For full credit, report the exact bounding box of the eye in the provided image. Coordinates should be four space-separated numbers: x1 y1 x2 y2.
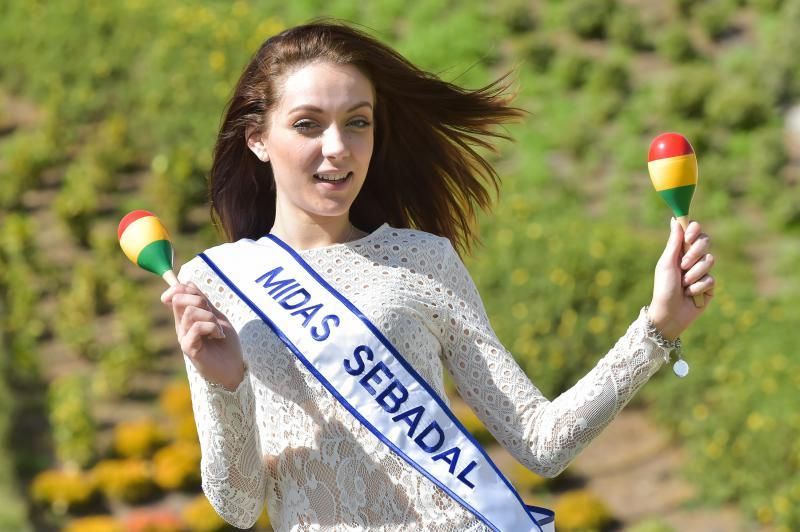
293 120 318 131
348 118 372 128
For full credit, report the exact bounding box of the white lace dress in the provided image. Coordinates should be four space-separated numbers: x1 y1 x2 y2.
179 223 671 531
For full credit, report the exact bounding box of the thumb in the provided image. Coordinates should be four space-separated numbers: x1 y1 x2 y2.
659 217 684 267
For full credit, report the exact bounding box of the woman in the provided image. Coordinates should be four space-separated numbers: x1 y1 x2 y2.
161 21 714 531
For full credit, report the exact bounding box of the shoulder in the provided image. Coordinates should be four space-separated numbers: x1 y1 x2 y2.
376 225 456 258
176 240 250 283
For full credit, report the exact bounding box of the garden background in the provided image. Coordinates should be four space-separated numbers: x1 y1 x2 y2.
1 0 799 530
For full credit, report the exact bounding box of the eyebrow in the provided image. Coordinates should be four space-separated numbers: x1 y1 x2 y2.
288 102 373 114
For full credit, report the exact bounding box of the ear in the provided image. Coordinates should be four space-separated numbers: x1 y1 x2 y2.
245 125 270 162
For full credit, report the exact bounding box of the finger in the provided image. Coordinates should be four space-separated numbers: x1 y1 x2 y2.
680 233 711 270
683 221 702 246
682 253 715 286
658 217 684 268
171 293 210 335
180 321 225 357
685 274 715 296
180 306 220 339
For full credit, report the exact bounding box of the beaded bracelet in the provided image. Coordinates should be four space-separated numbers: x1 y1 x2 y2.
643 306 689 378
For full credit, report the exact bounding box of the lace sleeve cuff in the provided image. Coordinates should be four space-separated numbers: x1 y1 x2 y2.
187 358 255 428
639 306 680 364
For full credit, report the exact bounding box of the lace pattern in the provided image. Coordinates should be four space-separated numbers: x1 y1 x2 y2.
179 224 669 531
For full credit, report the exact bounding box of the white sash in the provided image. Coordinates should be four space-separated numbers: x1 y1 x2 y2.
200 235 555 532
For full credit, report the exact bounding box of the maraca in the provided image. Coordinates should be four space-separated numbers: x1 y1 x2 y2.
118 210 177 286
647 133 705 308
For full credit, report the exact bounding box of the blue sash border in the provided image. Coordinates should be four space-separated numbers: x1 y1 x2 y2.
199 235 553 530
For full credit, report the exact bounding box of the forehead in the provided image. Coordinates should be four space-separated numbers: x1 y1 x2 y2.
276 62 375 111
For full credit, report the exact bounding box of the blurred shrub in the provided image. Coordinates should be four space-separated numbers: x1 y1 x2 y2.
550 49 592 90
704 81 772 129
499 0 536 34
656 65 718 120
553 489 613 531
564 0 616 39
152 441 201 491
657 24 697 62
49 375 96 468
607 9 651 50
122 509 183 532
519 34 556 73
63 516 122 532
55 259 101 359
0 214 44 381
113 419 166 459
585 57 630 97
91 458 156 504
30 469 97 515
627 519 675 532
695 0 738 41
181 495 229 532
0 127 61 208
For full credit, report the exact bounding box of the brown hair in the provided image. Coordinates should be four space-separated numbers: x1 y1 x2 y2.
210 20 524 254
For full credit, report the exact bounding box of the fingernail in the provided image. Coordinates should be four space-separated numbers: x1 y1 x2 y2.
218 326 226 338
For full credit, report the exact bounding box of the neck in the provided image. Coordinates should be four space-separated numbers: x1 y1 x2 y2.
270 208 355 251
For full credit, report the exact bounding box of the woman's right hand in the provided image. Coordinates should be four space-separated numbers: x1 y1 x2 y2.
161 282 245 391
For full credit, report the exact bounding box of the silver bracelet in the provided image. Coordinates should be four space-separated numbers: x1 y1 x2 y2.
643 306 688 378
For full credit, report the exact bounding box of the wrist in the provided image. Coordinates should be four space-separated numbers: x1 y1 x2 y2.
210 362 247 392
645 304 681 342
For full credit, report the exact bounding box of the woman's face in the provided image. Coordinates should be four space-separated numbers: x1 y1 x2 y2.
254 61 375 224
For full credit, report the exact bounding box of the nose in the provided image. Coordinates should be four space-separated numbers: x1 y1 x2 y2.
321 125 350 159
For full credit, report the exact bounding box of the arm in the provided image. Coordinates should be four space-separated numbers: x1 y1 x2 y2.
165 261 267 527
430 220 713 477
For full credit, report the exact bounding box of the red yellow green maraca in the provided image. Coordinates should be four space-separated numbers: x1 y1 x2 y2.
647 133 705 308
118 210 177 286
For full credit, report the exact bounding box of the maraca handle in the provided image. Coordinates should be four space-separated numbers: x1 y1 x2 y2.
162 270 178 287
676 216 705 308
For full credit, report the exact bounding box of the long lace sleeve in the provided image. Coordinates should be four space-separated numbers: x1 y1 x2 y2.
429 241 671 478
179 261 267 528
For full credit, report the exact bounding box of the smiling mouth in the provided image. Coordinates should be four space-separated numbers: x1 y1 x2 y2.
314 171 352 183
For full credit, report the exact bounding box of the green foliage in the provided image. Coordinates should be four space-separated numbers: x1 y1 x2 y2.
564 0 617 39
657 24 698 62
695 0 738 41
704 80 773 130
607 9 652 50
49 375 96 468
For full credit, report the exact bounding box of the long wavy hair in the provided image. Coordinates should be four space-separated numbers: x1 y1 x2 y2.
210 20 524 254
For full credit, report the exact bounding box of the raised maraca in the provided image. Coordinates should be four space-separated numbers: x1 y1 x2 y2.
118 210 177 286
647 132 705 308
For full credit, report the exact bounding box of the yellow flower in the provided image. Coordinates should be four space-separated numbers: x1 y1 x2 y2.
589 240 606 258
588 316 606 334
692 404 709 421
63 516 122 532
594 269 612 287
511 268 529 285
526 223 543 239
554 489 612 531
208 51 226 72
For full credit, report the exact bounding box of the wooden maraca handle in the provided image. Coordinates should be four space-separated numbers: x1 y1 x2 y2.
162 270 178 287
676 215 705 308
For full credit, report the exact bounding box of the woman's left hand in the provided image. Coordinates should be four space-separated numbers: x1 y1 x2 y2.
647 218 715 341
